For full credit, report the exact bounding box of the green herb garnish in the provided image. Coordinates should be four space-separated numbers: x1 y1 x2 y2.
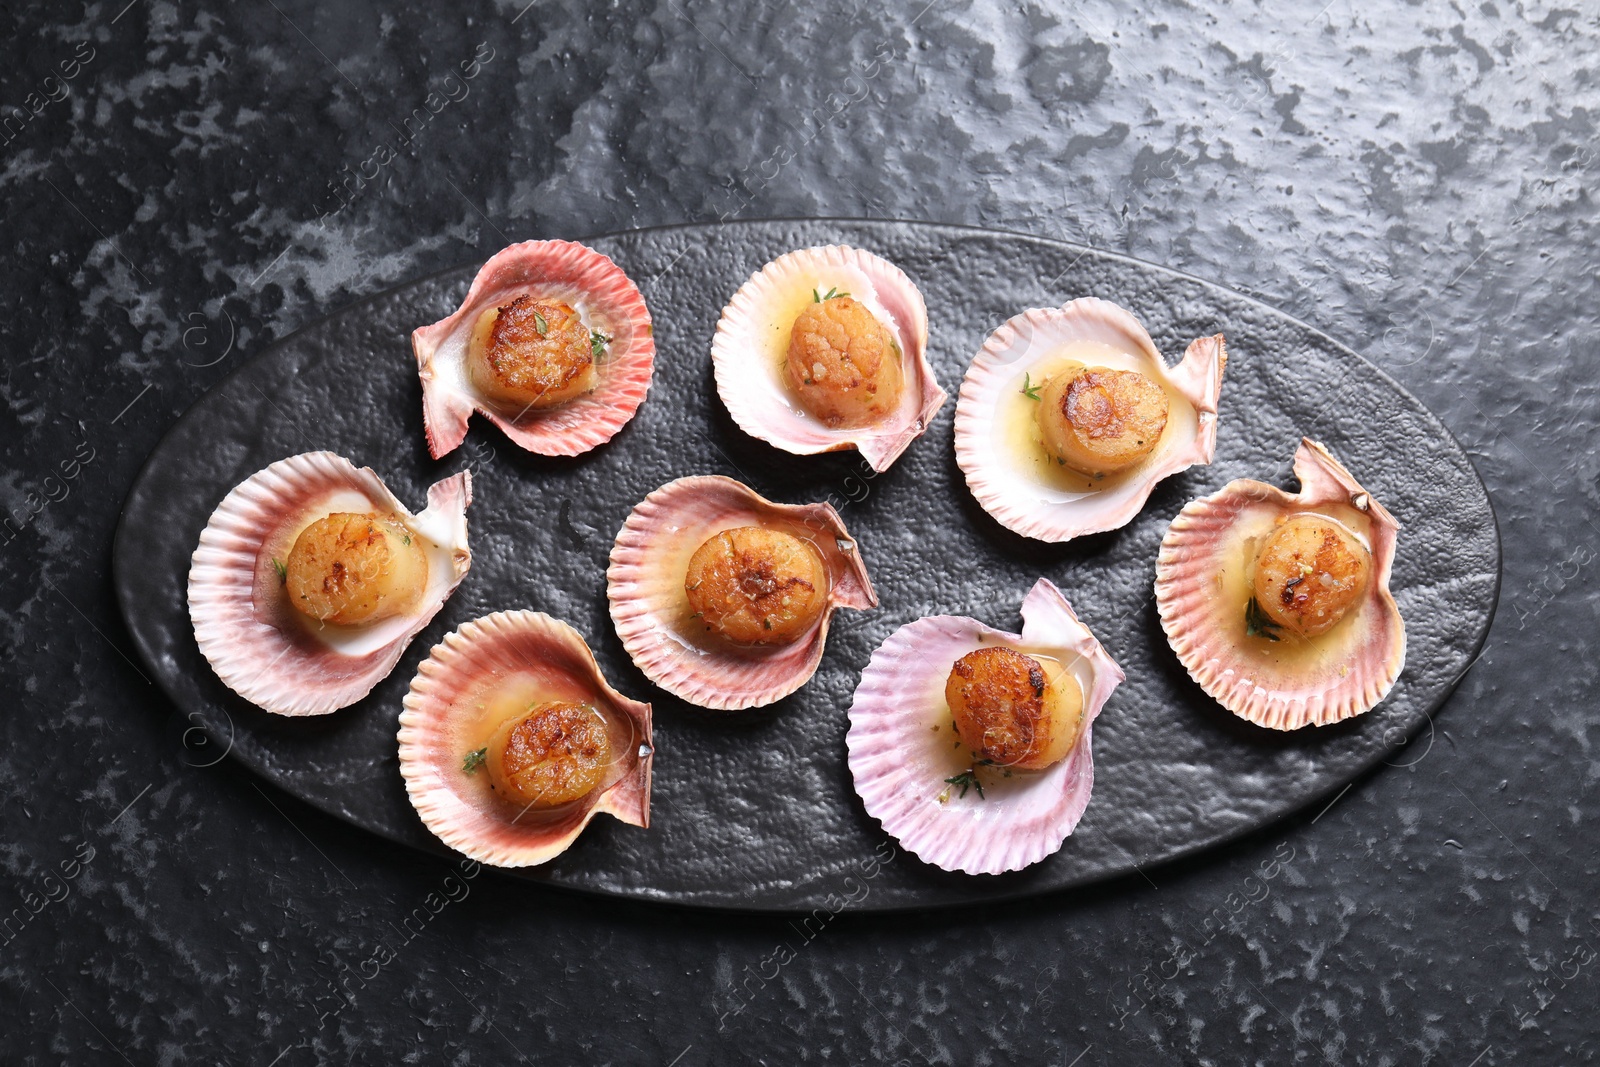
1245 597 1282 641
944 768 985 800
271 558 287 583
1021 372 1043 401
533 310 549 336
462 747 488 773
812 286 849 303
401 533 411 546
590 329 611 360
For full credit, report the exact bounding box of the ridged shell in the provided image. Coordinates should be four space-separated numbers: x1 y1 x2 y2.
187 451 472 717
1154 438 1405 730
398 611 652 867
606 475 877 710
954 297 1225 542
711 245 945 472
412 239 654 458
845 579 1124 876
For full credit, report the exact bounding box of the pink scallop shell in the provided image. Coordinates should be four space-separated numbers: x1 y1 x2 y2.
845 579 1124 876
954 297 1225 542
606 475 877 711
187 451 472 717
397 611 653 867
1154 438 1405 730
711 245 946 473
412 239 655 458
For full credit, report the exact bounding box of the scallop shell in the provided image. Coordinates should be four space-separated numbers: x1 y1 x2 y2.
606 475 877 710
187 451 472 717
412 239 654 458
845 579 1124 876
955 297 1225 542
1154 438 1405 730
398 611 652 867
711 245 945 472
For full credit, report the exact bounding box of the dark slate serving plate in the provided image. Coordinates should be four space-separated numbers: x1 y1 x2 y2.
113 219 1499 912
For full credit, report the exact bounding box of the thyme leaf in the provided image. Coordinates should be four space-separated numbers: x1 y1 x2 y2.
1245 597 1283 641
1021 372 1043 401
811 286 848 303
943 767 986 800
462 748 488 774
590 329 611 360
533 310 549 336
271 558 287 583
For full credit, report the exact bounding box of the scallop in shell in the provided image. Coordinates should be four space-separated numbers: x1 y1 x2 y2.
412 239 654 459
954 297 1225 542
845 579 1123 876
606 475 877 711
187 451 472 716
398 611 652 867
711 245 945 472
1154 438 1405 730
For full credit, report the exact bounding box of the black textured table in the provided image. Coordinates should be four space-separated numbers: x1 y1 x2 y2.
2 2 1592 1063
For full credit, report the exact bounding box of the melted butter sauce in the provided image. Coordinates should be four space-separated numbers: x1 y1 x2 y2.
1213 504 1375 681
993 340 1198 499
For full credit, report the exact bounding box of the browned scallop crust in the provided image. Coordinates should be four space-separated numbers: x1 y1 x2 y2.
945 646 1049 766
1040 367 1169 474
1252 516 1372 638
488 701 611 810
685 526 828 645
284 511 427 625
479 296 596 406
784 296 903 428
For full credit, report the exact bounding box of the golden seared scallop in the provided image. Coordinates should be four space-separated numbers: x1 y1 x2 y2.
467 295 599 409
485 700 612 810
684 526 829 646
944 645 1085 771
1250 514 1372 639
284 511 429 625
1037 365 1170 477
783 295 904 428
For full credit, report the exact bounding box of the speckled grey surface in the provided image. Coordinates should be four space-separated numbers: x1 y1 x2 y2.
3 0 1595 1062
114 219 1497 910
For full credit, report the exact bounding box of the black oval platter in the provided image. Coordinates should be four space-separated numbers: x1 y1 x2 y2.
112 219 1500 912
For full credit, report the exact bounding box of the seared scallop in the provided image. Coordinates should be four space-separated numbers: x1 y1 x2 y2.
783 295 905 429
945 646 1085 771
284 512 429 626
467 296 600 410
485 701 613 810
684 526 830 646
